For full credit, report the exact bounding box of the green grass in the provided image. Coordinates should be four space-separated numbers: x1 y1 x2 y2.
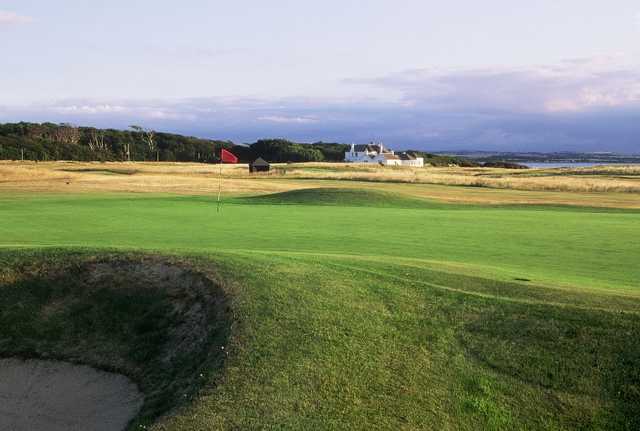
233 187 437 208
0 187 639 430
1 190 638 291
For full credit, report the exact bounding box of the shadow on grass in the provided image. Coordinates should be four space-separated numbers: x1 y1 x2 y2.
59 168 139 175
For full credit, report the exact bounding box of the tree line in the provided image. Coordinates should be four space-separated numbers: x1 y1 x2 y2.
0 122 234 163
0 123 351 163
0 122 479 166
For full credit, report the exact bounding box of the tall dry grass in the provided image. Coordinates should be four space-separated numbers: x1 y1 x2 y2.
2 161 640 208
0 161 297 195
273 163 640 194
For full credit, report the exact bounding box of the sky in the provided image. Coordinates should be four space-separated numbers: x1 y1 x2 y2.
1 0 640 152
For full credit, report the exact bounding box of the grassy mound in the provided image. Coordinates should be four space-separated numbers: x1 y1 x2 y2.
0 250 230 430
236 187 435 208
156 252 640 430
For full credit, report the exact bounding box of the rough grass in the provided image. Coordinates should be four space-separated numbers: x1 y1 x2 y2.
161 252 640 430
279 163 640 193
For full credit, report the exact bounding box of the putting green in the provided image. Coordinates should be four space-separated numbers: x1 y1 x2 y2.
1 190 638 291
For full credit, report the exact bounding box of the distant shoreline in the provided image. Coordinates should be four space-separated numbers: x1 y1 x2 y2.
436 151 640 167
523 162 640 169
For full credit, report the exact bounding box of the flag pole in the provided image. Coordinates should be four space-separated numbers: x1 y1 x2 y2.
217 155 222 213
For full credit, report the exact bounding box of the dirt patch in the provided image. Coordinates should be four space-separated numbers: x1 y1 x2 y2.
0 358 143 431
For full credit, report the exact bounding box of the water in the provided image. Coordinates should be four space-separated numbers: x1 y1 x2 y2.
522 162 639 169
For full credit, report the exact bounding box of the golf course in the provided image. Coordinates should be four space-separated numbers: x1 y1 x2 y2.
1 161 639 430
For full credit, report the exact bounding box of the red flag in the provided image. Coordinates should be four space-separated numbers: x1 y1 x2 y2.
220 148 238 164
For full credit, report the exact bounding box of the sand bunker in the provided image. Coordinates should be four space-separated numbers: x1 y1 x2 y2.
0 358 143 431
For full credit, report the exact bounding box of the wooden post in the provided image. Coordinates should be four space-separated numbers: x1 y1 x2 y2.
21 148 24 161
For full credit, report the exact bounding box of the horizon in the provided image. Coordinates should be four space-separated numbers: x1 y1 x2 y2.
2 1 640 152
4 120 640 156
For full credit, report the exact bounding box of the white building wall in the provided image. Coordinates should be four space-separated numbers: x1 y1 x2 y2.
400 158 424 167
345 151 385 164
345 145 424 167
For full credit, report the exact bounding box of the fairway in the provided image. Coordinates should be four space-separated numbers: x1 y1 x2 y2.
1 180 639 430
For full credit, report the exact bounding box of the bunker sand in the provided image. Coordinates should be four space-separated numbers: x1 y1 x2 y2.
0 358 143 431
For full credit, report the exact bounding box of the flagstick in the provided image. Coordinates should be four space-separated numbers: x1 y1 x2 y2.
217 161 222 213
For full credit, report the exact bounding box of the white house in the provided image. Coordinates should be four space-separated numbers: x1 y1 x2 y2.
344 143 424 167
395 151 424 167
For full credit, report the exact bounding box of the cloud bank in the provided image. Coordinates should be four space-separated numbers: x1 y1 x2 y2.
1 57 639 152
352 56 640 113
0 10 33 25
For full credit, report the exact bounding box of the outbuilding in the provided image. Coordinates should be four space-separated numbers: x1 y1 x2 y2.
249 157 271 173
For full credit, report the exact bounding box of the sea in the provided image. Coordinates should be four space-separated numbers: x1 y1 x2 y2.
522 162 639 169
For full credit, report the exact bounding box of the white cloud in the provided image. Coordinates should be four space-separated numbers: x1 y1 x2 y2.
0 10 33 25
353 55 640 113
44 101 197 121
52 104 128 114
257 115 319 124
146 109 196 121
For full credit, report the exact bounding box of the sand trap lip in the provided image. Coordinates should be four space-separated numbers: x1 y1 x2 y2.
0 358 143 431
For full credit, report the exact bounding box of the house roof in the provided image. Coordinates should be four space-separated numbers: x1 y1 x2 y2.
353 144 378 152
397 152 417 160
353 144 393 153
383 154 400 160
251 157 270 166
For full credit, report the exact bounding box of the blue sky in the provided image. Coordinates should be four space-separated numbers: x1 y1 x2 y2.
1 1 640 151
